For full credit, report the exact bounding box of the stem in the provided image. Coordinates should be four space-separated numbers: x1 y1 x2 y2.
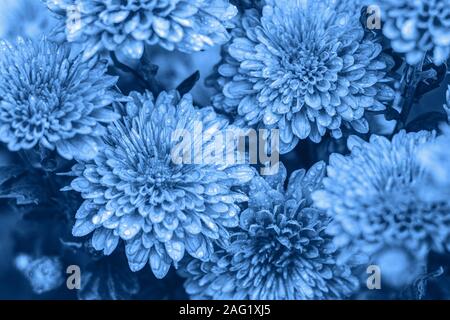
391 57 426 136
17 149 40 170
394 69 416 130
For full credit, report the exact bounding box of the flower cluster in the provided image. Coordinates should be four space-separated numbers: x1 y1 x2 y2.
0 38 120 160
377 0 450 66
313 131 450 264
68 90 254 278
3 0 450 301
181 162 358 299
209 0 395 153
47 0 238 60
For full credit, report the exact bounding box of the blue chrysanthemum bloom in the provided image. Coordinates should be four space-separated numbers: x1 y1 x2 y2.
68 90 254 279
417 124 450 202
181 162 358 299
0 38 120 161
313 131 450 266
377 0 450 65
47 0 238 60
78 256 140 300
208 0 395 153
0 0 57 41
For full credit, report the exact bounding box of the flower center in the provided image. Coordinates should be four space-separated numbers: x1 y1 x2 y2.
252 234 297 273
142 157 173 188
284 48 326 86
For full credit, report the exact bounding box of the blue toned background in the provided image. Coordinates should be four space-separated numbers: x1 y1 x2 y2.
0 0 449 300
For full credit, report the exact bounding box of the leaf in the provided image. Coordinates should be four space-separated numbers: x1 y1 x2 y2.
78 254 140 300
0 165 25 186
0 173 44 205
384 107 401 121
176 71 200 95
134 269 188 299
406 112 447 132
415 63 447 99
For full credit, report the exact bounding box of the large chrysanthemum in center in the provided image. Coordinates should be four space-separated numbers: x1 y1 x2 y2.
69 90 254 278
210 0 395 153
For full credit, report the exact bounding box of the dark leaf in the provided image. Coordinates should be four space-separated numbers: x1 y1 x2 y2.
384 107 401 121
0 174 45 205
0 165 25 186
406 112 447 132
415 63 447 99
137 52 159 83
0 164 46 206
176 71 200 95
135 269 189 300
78 254 140 300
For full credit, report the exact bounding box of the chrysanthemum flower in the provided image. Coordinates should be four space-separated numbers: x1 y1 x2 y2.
0 39 120 160
313 131 450 265
417 124 450 202
181 162 358 299
68 90 254 278
47 0 238 60
377 0 450 65
209 0 395 153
